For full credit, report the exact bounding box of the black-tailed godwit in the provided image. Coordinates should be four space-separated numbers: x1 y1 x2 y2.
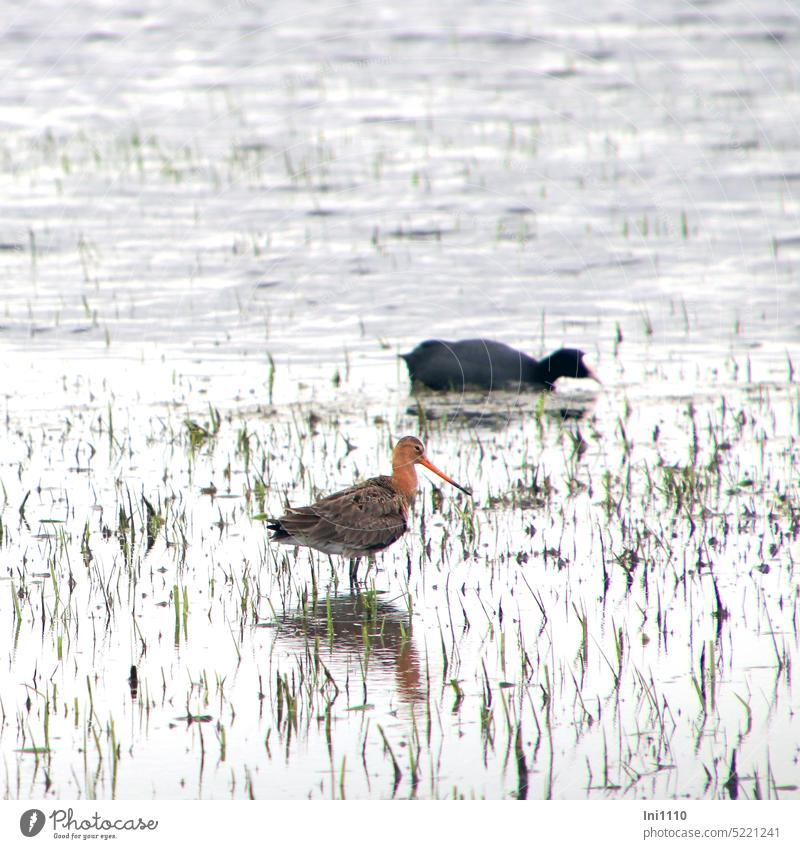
267 436 471 582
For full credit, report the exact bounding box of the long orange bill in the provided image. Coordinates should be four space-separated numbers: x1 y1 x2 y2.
419 455 472 496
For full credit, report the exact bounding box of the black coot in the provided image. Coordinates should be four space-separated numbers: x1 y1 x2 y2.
400 339 599 391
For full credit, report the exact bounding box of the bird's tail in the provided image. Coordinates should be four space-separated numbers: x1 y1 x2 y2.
266 519 290 540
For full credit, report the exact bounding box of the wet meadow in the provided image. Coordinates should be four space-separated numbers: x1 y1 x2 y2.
1 0 799 800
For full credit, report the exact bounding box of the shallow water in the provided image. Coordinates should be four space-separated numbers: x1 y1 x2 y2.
1 0 799 800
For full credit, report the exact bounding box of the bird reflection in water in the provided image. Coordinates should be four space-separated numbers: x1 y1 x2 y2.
276 591 424 706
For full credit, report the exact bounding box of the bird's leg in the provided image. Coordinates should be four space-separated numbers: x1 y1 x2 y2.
327 555 338 590
349 558 361 586
309 556 318 601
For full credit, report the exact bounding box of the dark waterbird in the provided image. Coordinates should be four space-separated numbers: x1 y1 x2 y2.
400 339 600 391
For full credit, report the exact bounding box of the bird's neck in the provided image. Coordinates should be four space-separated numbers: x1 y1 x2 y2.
391 462 418 504
531 353 557 388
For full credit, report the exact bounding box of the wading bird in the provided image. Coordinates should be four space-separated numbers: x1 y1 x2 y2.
400 339 599 391
267 436 471 582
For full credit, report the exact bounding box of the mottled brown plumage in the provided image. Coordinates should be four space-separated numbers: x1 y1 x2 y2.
267 436 470 577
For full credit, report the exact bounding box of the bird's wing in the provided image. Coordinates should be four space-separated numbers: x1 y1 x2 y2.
273 477 409 554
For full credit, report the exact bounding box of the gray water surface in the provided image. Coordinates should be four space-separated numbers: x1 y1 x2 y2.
1 0 799 800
